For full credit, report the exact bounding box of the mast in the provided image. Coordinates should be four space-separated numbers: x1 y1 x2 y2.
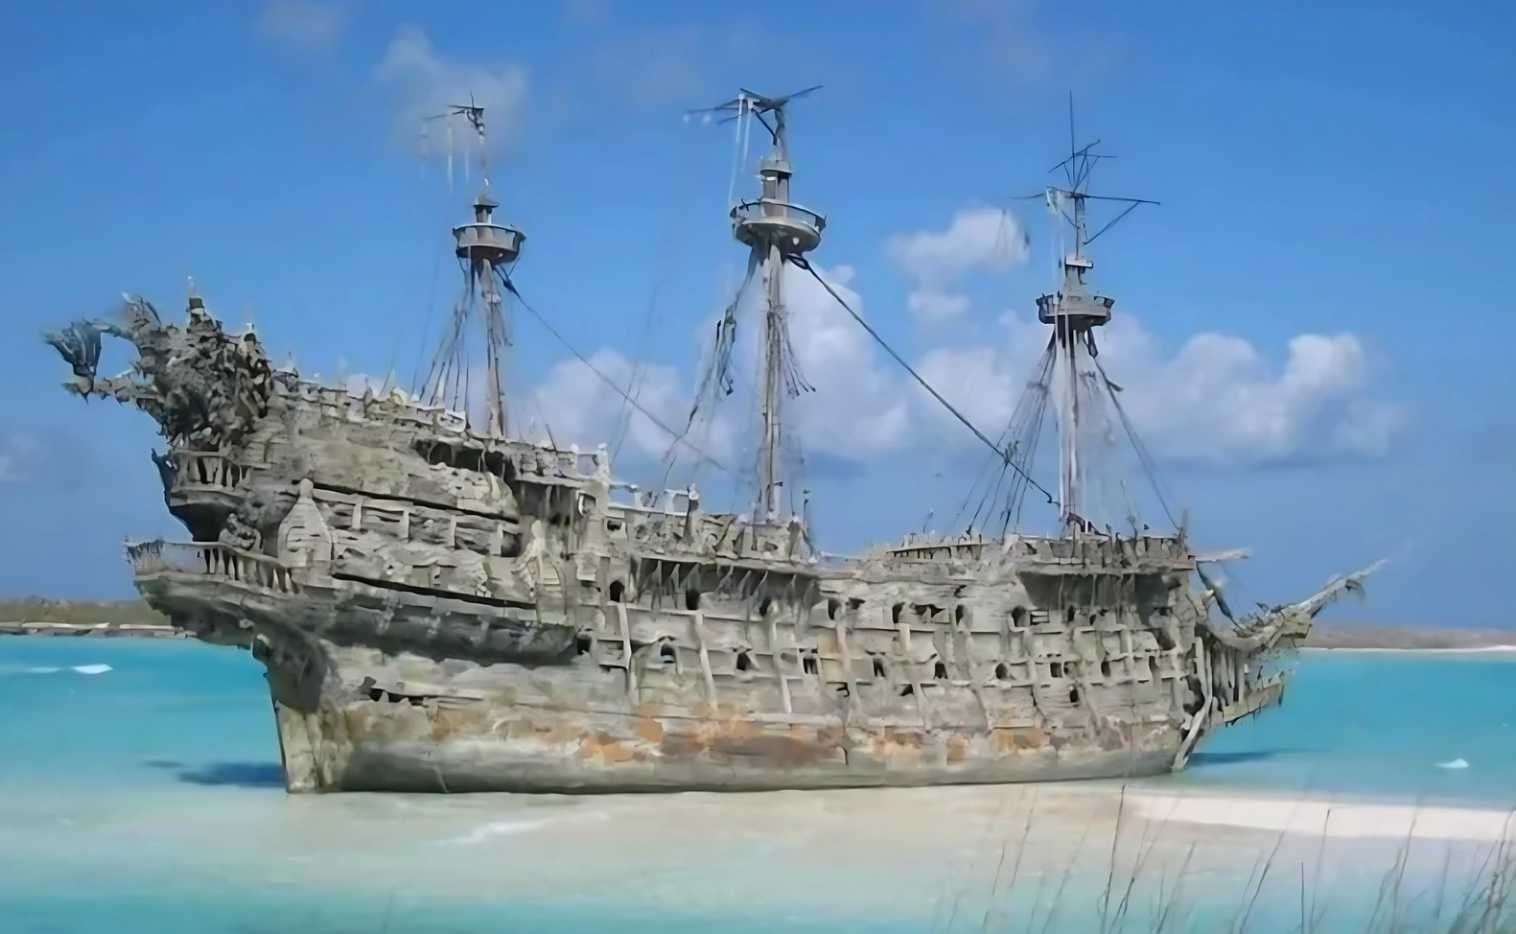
723 87 826 520
422 103 525 436
1032 101 1155 534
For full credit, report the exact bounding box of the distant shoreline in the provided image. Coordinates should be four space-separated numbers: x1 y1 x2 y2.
1302 621 1516 651
7 623 1516 655
2 601 1512 651
0 621 184 639
1304 645 1516 655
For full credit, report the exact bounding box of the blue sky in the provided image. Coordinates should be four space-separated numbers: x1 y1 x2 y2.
1 1 1512 626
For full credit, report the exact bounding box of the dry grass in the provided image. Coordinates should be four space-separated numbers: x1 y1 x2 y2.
938 794 1516 934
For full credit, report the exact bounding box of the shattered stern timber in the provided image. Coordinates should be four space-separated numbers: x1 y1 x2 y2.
45 100 1377 793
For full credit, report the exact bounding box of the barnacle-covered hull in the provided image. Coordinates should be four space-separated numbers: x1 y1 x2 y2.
60 299 1371 793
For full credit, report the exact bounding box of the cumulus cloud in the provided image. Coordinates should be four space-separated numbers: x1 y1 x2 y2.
917 311 1404 467
907 289 972 322
1127 330 1404 464
515 262 908 475
915 344 1027 437
522 350 735 467
886 207 1029 321
259 0 349 50
782 264 912 458
508 257 1399 488
374 27 529 152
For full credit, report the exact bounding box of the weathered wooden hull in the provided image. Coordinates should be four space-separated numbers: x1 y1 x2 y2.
63 302 1317 795
267 654 1184 794
316 707 1181 793
133 542 1234 794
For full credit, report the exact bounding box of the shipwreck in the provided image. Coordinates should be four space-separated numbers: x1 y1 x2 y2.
45 93 1378 792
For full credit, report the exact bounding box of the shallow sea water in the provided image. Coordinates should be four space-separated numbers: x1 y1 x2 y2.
2 638 1513 932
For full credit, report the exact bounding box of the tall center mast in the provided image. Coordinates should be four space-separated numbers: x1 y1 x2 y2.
422 103 525 437
721 87 826 520
1032 104 1155 533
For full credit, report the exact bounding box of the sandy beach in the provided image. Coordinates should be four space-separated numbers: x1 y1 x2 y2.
1128 788 1513 841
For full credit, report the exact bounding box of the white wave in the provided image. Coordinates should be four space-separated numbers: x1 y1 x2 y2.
1436 758 1470 770
443 817 554 845
71 664 113 675
23 666 62 674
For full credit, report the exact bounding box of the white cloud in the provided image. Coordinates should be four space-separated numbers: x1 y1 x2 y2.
516 261 909 476
916 312 1404 467
259 0 349 50
374 27 529 152
888 207 1028 282
510 257 1401 493
887 207 1029 321
907 289 972 322
915 345 1025 436
522 350 735 467
782 264 912 458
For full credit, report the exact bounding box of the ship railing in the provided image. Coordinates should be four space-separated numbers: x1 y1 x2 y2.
570 447 608 478
540 444 600 479
1004 535 1189 565
731 198 827 232
282 378 472 433
870 532 1192 565
172 450 255 491
126 540 301 595
607 483 697 517
280 378 616 470
401 403 468 434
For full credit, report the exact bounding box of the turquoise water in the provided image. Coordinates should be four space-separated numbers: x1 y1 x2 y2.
1159 649 1516 807
2 638 1514 932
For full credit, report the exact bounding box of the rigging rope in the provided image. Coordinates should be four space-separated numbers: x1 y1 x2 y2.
790 255 1058 508
992 335 1056 533
497 270 729 473
613 132 705 464
954 334 1053 533
654 250 760 494
1091 342 1243 621
1088 347 1178 530
408 211 450 397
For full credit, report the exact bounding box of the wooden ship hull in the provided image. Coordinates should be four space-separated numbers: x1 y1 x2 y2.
45 299 1350 794
45 99 1376 794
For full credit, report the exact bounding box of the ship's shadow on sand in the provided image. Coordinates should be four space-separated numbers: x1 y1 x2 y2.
145 759 285 788
1187 748 1309 767
136 753 1302 787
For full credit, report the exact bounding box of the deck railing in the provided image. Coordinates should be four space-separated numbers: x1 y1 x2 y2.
126 541 301 595
173 450 245 491
731 198 827 233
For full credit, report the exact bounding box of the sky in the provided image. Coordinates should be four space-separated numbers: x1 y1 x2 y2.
1 1 1512 625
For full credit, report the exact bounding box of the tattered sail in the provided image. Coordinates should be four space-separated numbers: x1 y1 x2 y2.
681 86 827 521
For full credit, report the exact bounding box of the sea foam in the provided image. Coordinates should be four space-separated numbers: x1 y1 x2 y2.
71 664 113 675
444 818 555 845
1436 758 1470 770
